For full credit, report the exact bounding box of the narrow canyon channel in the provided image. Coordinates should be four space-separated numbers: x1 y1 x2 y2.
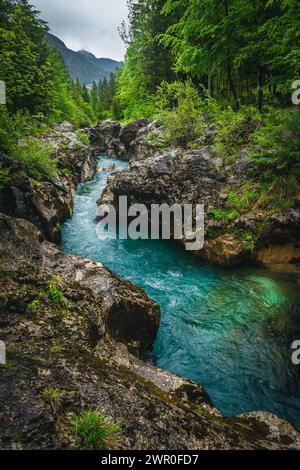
61 156 300 431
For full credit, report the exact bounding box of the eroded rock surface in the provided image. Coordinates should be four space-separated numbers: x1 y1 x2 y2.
89 118 155 160
96 126 300 267
1 213 300 450
0 122 96 244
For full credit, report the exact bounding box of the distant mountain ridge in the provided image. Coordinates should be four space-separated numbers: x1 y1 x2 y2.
47 33 121 85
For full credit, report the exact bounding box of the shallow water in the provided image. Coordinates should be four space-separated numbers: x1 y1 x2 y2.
62 157 300 430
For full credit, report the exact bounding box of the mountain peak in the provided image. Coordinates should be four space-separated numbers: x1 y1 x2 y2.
47 33 121 85
77 50 96 59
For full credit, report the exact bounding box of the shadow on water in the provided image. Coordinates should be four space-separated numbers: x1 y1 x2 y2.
61 156 300 431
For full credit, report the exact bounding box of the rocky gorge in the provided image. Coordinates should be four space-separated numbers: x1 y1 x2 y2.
93 119 300 269
1 121 300 450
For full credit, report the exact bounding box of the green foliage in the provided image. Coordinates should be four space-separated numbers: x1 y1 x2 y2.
211 174 298 234
0 0 96 124
118 0 300 121
0 107 17 153
0 0 96 185
112 97 122 121
47 275 64 304
211 208 240 223
27 299 40 312
72 409 121 450
48 286 63 304
50 345 64 353
145 130 168 150
156 80 206 147
0 362 13 370
53 223 61 234
75 130 90 147
228 190 258 212
116 0 177 121
213 106 261 158
251 109 300 180
252 177 297 213
195 405 213 419
90 74 119 121
13 138 57 181
242 232 256 251
161 0 300 107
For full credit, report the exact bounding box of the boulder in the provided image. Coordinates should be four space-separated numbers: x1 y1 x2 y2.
97 144 300 267
89 120 122 157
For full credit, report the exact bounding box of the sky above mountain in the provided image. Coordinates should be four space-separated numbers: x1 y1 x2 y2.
31 0 128 61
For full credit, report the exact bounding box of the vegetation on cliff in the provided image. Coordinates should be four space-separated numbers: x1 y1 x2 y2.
114 0 300 233
0 0 96 183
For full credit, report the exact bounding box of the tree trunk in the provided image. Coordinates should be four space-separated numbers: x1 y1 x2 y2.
208 67 213 97
257 66 264 112
227 58 238 109
224 0 239 110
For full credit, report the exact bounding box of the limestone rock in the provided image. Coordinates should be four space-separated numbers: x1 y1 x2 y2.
0 126 96 244
1 212 300 450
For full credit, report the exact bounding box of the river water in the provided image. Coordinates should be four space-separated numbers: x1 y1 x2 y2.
61 157 300 430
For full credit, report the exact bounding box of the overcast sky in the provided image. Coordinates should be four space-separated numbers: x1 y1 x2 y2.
31 0 128 61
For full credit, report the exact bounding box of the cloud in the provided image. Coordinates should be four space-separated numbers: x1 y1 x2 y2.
31 0 128 61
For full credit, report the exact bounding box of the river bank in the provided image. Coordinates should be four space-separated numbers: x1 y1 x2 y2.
0 121 300 449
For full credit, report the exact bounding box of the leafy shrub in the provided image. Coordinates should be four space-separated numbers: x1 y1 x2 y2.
251 108 300 180
13 138 57 181
75 130 90 147
211 208 240 223
211 208 228 221
213 105 261 158
47 275 65 305
72 410 121 450
250 176 297 213
228 190 258 212
48 286 63 304
0 107 16 153
156 80 206 147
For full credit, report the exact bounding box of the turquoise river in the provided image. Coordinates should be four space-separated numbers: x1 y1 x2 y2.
62 157 300 430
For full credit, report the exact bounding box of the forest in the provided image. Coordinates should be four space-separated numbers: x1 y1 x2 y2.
0 0 300 188
1 0 300 453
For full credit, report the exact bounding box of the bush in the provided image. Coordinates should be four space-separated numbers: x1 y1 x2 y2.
213 105 261 158
48 286 63 304
0 107 16 153
72 410 121 450
251 108 300 180
13 138 57 181
75 130 90 147
156 80 206 147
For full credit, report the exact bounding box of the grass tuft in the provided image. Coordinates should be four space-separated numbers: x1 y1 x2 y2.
42 386 62 413
71 409 121 450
